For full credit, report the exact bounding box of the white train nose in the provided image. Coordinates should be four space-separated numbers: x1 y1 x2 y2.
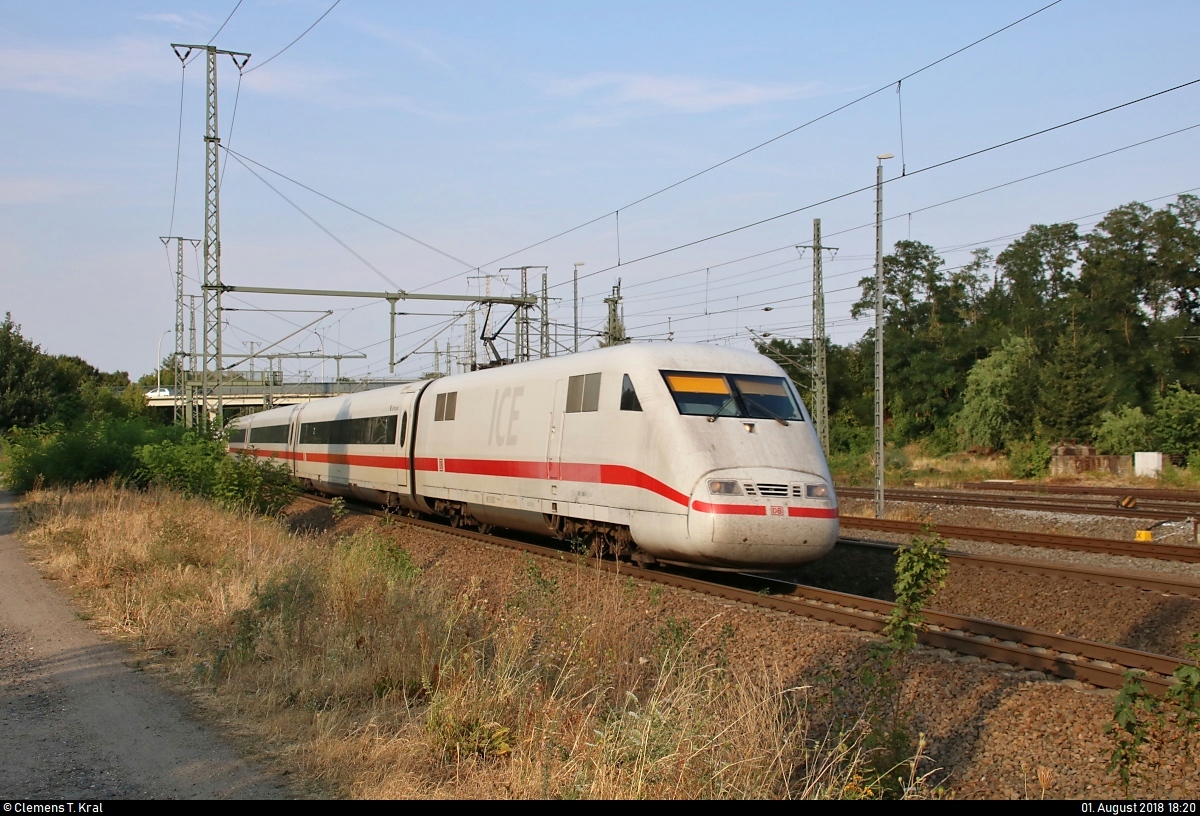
685 470 839 569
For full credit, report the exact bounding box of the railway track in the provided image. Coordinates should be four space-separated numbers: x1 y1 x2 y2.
840 515 1200 563
294 495 1189 695
838 537 1200 599
961 481 1200 504
837 485 1199 522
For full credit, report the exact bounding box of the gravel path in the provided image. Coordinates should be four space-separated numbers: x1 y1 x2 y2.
0 490 291 800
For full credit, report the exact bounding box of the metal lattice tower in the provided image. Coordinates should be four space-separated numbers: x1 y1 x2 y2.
172 43 249 430
797 224 836 455
874 154 893 518
540 272 549 358
811 219 829 455
160 236 199 424
202 46 222 428
467 308 477 370
187 295 198 427
519 268 529 361
603 280 627 346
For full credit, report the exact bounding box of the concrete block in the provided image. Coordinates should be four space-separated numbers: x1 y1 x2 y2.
1134 451 1164 477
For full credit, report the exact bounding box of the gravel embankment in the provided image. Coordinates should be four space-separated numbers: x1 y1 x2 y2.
349 506 1199 800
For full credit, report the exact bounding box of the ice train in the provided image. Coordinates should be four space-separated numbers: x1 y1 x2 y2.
226 343 838 571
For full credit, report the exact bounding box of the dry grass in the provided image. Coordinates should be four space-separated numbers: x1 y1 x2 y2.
17 484 935 799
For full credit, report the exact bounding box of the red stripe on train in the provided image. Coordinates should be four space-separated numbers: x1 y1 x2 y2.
788 506 839 519
229 447 834 518
690 501 766 515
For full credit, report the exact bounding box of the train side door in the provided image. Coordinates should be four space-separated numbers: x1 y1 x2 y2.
394 393 414 488
546 379 566 481
288 406 302 477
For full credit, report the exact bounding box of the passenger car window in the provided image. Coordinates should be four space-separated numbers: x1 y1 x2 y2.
435 392 458 422
399 412 408 447
250 423 289 444
566 373 601 413
620 374 642 411
298 415 398 445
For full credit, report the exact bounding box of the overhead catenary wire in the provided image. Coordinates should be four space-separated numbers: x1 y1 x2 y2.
224 149 403 290
220 147 478 270
167 62 187 236
243 0 343 74
615 180 1200 339
208 0 245 45
460 2 1067 279
557 77 1200 291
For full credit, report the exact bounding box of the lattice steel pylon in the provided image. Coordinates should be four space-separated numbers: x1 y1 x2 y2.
172 43 250 430
160 236 199 424
540 272 549 358
812 220 827 454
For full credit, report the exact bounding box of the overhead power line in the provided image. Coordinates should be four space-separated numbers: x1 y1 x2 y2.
221 147 478 269
244 0 343 74
560 75 1200 290
445 0 1066 281
225 150 402 289
208 0 244 45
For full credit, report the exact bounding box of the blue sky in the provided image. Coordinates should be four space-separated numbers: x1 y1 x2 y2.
3 1 1199 381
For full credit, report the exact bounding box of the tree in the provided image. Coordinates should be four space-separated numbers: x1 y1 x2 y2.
954 336 1036 451
852 241 987 442
1093 406 1156 455
1038 309 1110 443
993 222 1080 345
0 313 61 429
1153 384 1200 460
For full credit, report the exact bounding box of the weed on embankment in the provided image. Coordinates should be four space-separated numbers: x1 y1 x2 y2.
17 484 939 799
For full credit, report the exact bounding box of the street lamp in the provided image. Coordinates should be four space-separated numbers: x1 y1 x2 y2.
874 153 894 519
156 329 173 392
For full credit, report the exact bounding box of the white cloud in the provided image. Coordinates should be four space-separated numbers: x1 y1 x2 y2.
0 178 96 204
0 37 170 98
547 72 828 125
241 63 463 119
135 13 207 30
343 20 450 69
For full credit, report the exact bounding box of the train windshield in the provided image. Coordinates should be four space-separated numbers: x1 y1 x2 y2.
661 371 804 421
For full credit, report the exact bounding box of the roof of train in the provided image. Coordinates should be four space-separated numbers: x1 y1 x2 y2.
229 342 785 426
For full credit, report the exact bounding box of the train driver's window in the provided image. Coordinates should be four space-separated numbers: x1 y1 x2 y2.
620 374 642 411
661 372 739 416
399 412 408 447
566 373 602 413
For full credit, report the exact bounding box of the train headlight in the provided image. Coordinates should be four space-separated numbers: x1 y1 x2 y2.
806 484 830 498
708 480 743 496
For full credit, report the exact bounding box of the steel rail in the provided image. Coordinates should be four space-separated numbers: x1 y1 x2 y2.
838 486 1198 521
838 537 1200 599
840 516 1200 563
294 495 1186 694
960 482 1200 503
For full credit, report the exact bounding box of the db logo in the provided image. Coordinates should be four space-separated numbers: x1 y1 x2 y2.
769 505 784 516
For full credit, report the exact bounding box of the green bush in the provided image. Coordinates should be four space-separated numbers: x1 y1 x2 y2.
135 433 298 516
1094 406 1156 455
1154 384 1200 459
1 417 181 491
829 411 872 456
1006 437 1051 478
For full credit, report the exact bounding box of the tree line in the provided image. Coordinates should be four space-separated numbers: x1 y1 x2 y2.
758 195 1200 465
